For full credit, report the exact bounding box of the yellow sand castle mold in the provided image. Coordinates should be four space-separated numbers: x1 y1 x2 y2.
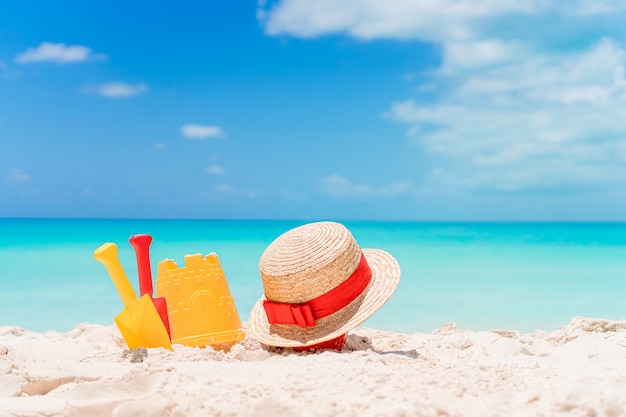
156 253 245 350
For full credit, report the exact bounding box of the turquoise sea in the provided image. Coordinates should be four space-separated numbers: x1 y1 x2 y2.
1 219 625 334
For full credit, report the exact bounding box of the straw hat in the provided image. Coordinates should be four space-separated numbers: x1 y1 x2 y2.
248 221 401 347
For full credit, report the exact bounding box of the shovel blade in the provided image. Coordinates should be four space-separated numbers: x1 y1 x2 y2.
115 294 172 350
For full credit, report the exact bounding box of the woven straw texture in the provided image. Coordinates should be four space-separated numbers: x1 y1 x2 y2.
248 222 401 347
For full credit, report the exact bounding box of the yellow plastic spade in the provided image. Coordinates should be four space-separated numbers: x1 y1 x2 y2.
94 243 172 350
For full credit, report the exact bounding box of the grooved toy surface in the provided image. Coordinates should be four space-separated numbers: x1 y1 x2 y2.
156 253 245 349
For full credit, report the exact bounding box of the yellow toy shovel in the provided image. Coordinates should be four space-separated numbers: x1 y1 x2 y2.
94 243 172 350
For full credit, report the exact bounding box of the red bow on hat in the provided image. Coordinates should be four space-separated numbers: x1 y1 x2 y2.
262 252 372 328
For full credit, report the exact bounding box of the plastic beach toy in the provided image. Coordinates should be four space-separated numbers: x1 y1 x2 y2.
156 253 245 350
94 243 172 350
129 234 171 338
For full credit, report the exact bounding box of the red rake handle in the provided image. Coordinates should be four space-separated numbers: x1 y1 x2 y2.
129 234 153 297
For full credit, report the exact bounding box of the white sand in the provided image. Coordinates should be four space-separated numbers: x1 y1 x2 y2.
1 317 625 417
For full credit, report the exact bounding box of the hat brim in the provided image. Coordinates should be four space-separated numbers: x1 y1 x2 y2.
248 248 401 348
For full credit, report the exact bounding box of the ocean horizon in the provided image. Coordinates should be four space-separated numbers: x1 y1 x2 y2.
1 218 625 334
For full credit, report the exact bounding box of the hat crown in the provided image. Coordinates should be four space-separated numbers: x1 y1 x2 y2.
259 222 361 304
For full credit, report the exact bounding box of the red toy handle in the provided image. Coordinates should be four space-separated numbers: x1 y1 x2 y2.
129 234 153 297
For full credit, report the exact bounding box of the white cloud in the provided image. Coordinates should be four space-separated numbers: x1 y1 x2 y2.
261 0 538 41
263 1 626 192
204 165 225 175
181 124 223 139
442 40 530 72
568 0 626 15
82 82 148 98
15 42 106 64
318 174 411 199
5 169 31 183
216 183 236 193
153 143 168 151
212 183 257 199
260 0 626 42
387 38 626 190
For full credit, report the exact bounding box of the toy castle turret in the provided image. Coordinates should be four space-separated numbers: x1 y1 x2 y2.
156 253 245 350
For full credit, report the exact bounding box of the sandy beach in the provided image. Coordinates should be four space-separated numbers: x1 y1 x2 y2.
0 316 625 417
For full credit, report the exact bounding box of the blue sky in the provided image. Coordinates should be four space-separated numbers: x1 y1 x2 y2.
2 1 626 220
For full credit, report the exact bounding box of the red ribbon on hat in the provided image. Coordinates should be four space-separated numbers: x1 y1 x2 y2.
262 251 372 328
